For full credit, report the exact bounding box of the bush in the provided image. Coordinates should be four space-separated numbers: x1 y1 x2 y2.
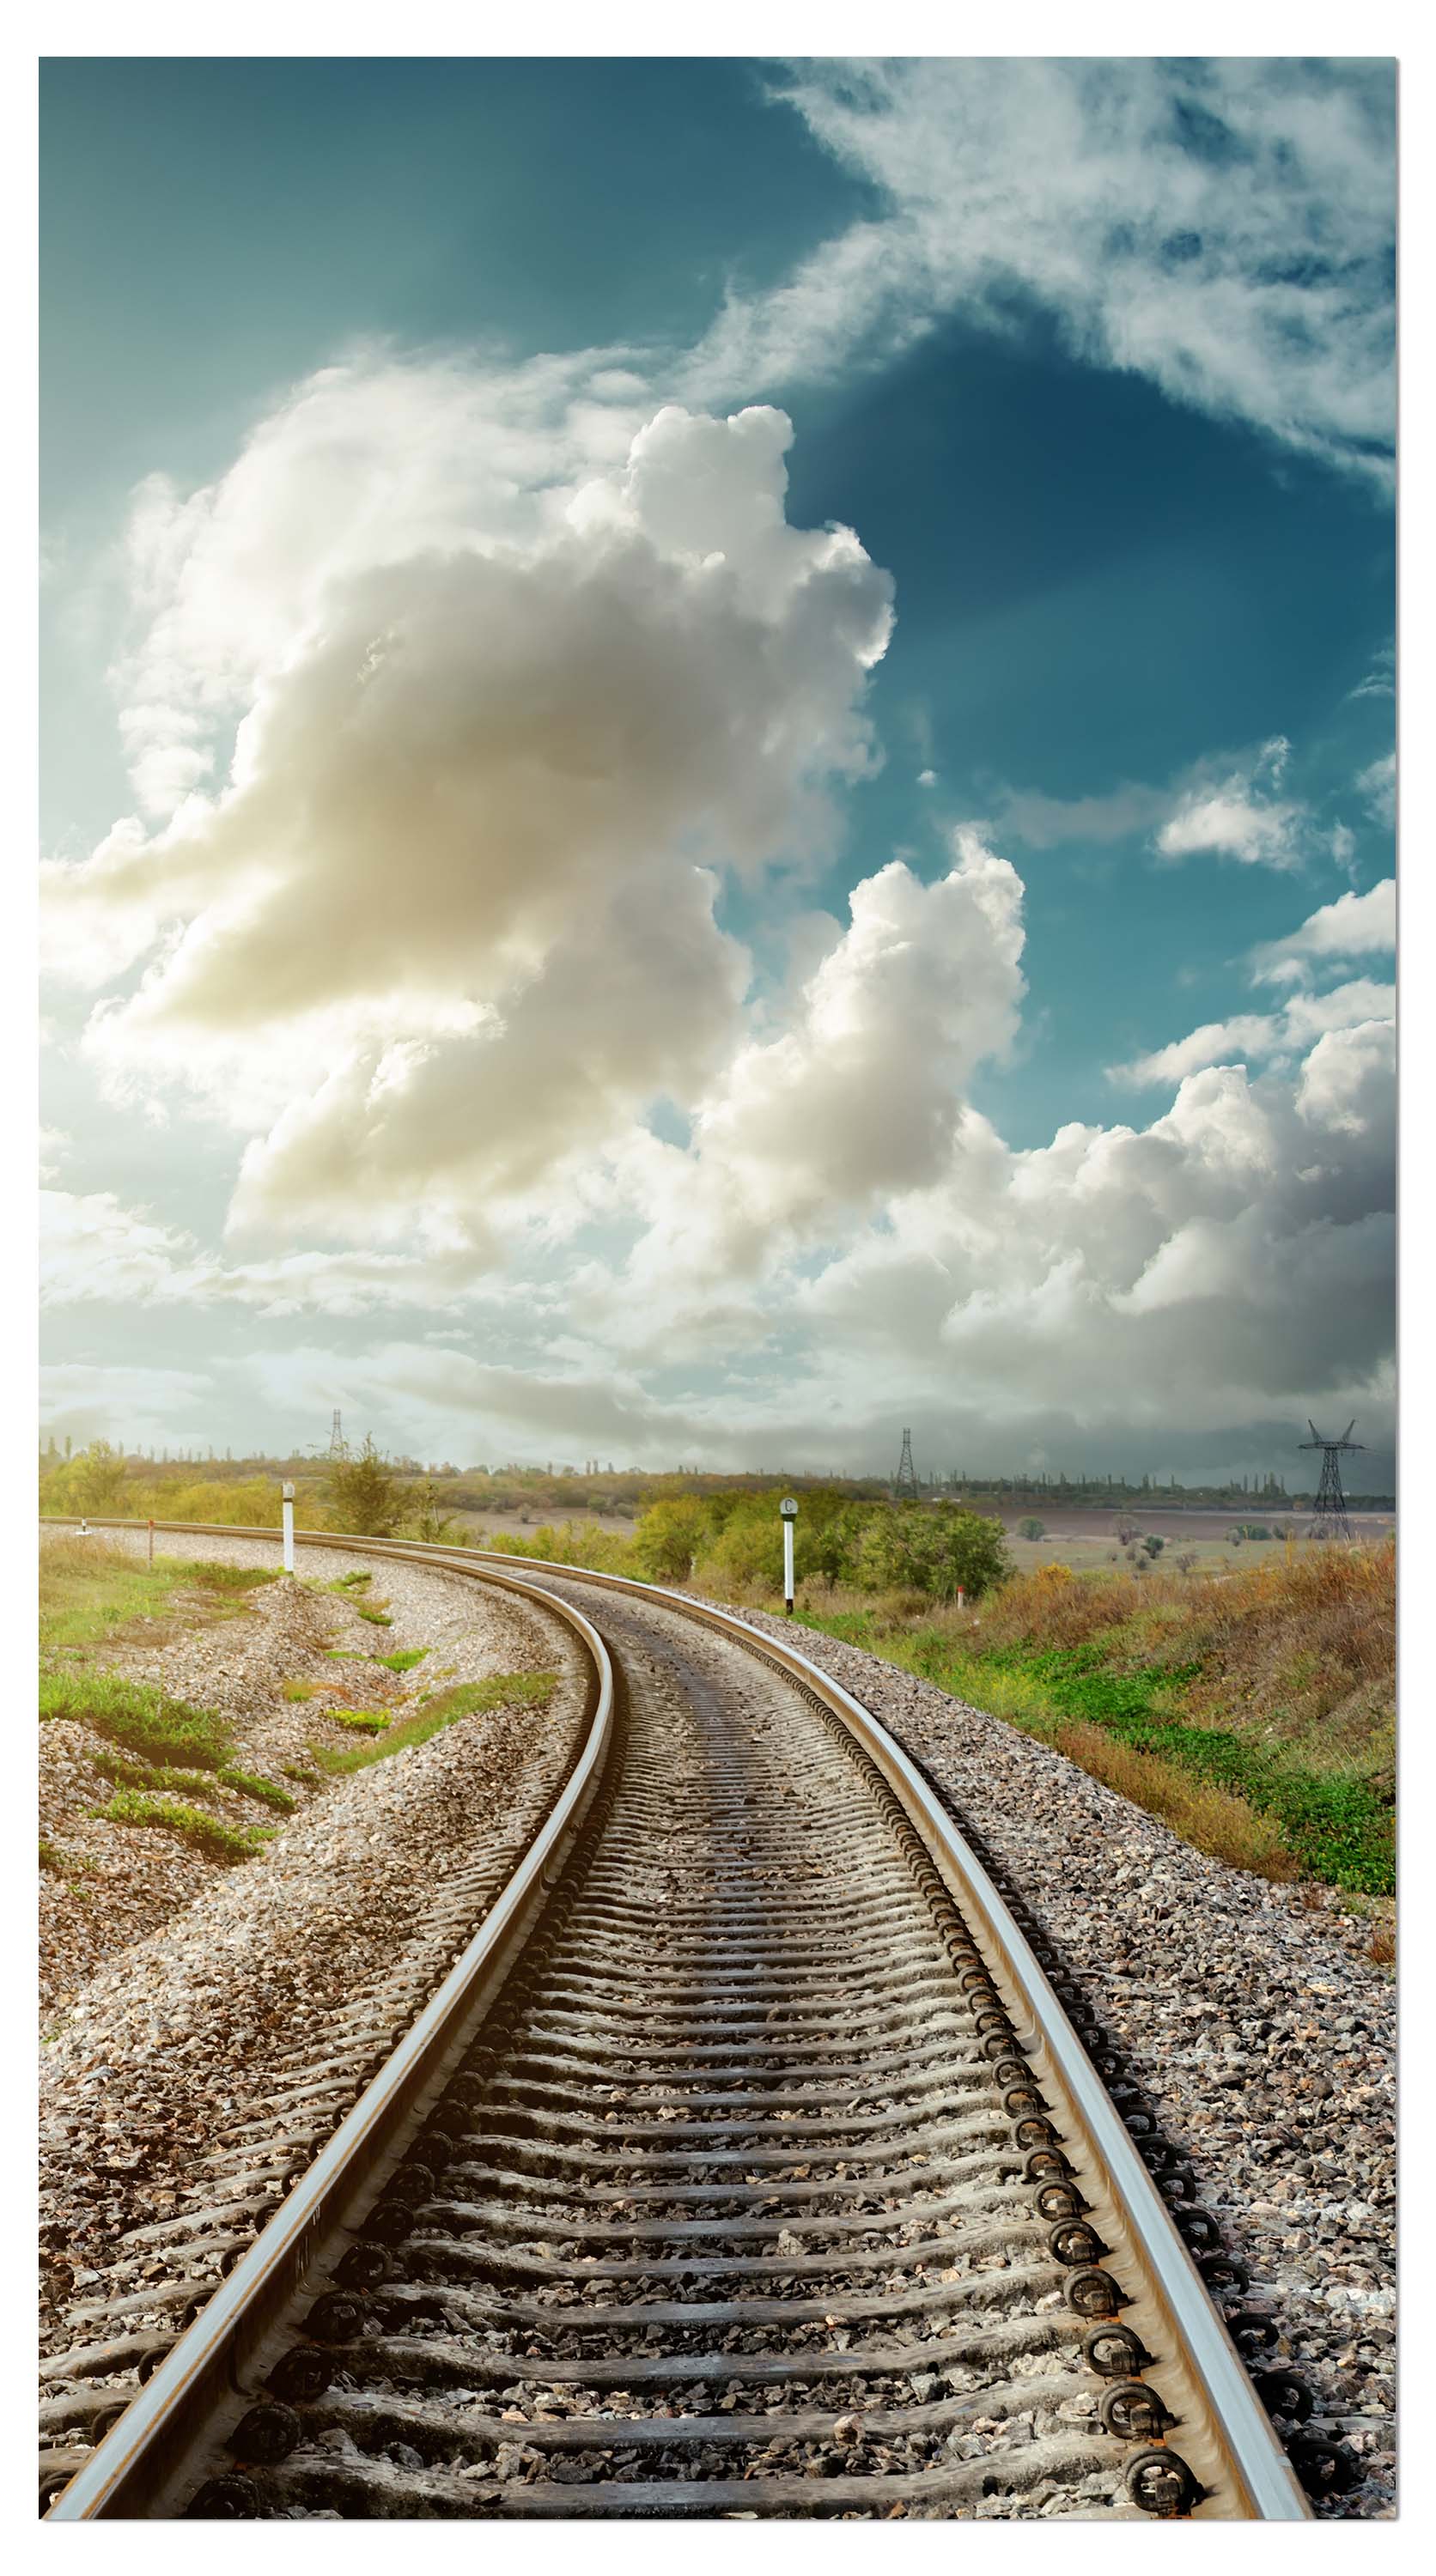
38 1439 127 1518
855 1504 1011 1602
323 1436 405 1537
1017 1517 1046 1540
405 1478 459 1544
632 1498 711 1582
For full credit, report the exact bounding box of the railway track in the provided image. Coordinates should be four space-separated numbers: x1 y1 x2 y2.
41 1524 1324 2521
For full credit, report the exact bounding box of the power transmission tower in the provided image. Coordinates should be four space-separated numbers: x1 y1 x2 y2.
328 1408 345 1457
1299 1419 1362 1540
894 1428 920 1499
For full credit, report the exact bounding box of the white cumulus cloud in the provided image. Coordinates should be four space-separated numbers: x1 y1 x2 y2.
1109 976 1394 1087
1156 737 1308 868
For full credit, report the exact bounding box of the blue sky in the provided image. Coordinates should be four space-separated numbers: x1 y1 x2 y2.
40 56 1396 1481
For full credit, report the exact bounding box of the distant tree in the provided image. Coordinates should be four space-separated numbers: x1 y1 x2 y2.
40 1437 127 1517
1174 1551 1198 1574
1114 1517 1138 1546
805 1505 868 1589
857 1505 1011 1603
1017 1516 1046 1540
324 1435 404 1537
406 1479 458 1545
632 1497 711 1581
1142 1534 1165 1559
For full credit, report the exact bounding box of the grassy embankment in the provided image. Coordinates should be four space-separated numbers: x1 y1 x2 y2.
40 1537 287 1866
802 1547 1394 1903
479 1515 1393 1905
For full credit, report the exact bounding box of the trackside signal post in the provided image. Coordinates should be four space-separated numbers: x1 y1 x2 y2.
780 1496 798 1615
282 1481 295 1575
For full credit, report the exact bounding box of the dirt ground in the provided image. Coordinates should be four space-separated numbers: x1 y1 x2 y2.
997 1509 1393 1577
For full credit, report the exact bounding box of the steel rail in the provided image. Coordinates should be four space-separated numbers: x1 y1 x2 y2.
41 1518 1309 2518
44 1542 614 2521
448 1544 1311 2523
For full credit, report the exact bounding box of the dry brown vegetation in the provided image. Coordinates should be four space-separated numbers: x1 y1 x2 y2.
1046 1716 1299 1880
975 1541 1395 1789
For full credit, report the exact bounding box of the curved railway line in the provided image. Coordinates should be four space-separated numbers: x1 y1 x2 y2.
40 1523 1340 2521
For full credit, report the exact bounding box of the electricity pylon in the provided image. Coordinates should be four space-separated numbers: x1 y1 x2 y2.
1299 1419 1362 1541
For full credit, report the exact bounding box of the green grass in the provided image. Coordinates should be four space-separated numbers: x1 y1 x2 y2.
83 1746 295 1815
39 1538 277 1660
40 1671 233 1770
799 1608 1393 1898
174 1562 278 1596
356 1607 393 1626
378 1647 428 1673
283 1678 317 1702
331 1570 373 1590
322 1648 374 1663
970 1638 1390 1893
216 1766 296 1813
93 1790 275 1862
327 1710 391 1735
307 1671 556 1776
90 1746 230 1800
281 1762 322 1785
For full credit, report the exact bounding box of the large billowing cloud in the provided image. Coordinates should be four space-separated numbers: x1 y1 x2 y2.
46 383 894 1238
785 1030 1395 1441
40 359 1394 1466
691 58 1395 484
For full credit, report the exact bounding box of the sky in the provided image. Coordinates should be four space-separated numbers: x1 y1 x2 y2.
39 54 1397 1484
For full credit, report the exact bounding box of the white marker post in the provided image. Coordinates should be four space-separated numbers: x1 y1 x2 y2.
282 1480 295 1576
780 1496 798 1617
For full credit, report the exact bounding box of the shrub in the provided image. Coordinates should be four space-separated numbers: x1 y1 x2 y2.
855 1505 1011 1603
632 1498 711 1582
379 1648 428 1672
405 1478 459 1544
323 1436 405 1537
1017 1517 1046 1541
38 1438 127 1517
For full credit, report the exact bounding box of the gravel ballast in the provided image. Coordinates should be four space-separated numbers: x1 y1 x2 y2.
40 1535 588 2363
705 1600 1396 2521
